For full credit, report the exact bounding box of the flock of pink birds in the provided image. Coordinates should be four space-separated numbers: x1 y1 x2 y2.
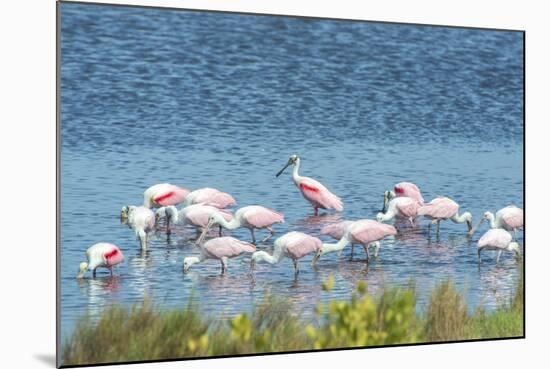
76 154 524 278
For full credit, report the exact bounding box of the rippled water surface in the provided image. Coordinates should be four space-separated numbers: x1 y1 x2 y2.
60 4 524 340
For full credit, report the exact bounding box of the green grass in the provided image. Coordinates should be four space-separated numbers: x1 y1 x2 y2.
62 276 523 366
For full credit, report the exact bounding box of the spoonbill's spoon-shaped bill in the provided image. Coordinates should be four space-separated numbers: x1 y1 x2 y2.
276 154 343 216
183 236 256 274
77 243 124 278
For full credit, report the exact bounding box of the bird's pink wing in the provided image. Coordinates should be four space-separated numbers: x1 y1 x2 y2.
286 233 322 259
502 208 524 230
350 220 397 244
395 198 420 218
298 177 343 211
394 182 424 204
186 206 233 227
154 186 190 206
417 197 458 218
243 206 284 228
199 191 236 208
320 220 355 240
205 237 256 258
103 245 124 266
478 229 512 248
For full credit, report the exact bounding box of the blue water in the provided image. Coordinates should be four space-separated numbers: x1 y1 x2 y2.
60 3 524 343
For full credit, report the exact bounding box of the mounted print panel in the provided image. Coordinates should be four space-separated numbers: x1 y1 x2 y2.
57 1 524 367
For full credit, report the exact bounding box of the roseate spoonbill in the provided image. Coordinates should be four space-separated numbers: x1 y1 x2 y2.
250 231 322 275
470 205 524 239
198 205 284 244
156 204 233 235
181 187 236 209
477 228 521 263
320 220 358 259
183 236 256 274
376 197 420 225
382 182 424 212
314 219 397 263
121 206 155 250
276 154 343 216
143 183 190 209
416 196 473 234
77 243 124 278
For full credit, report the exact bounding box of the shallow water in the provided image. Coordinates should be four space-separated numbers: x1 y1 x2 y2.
60 4 524 341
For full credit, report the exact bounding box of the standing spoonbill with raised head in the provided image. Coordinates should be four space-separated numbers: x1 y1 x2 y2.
477 228 521 263
77 243 125 278
314 219 397 263
416 196 473 234
198 205 284 244
183 237 256 274
276 154 343 216
143 183 190 209
121 206 156 250
381 182 424 212
250 231 322 275
470 205 523 239
181 187 236 209
156 204 233 235
376 196 421 226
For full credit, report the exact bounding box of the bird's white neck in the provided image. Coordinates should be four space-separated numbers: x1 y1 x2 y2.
252 250 280 264
321 236 350 255
451 212 471 224
292 158 303 184
215 214 241 230
378 206 397 222
485 213 498 228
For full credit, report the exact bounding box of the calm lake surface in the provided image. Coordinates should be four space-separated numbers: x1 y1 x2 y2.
60 4 524 341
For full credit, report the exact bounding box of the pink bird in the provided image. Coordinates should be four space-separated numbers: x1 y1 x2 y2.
156 204 233 235
320 220 358 259
121 206 156 250
382 182 424 211
416 196 473 234
276 154 343 216
199 205 284 244
471 205 523 239
250 231 322 275
477 228 521 263
376 196 421 225
143 183 190 209
182 187 236 209
314 219 397 263
183 236 256 274
77 243 124 278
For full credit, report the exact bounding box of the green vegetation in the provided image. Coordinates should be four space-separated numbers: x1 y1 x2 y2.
62 276 523 366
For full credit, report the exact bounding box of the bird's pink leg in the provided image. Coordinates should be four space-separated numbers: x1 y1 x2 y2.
313 207 318 216
219 225 223 237
93 268 97 278
109 267 113 277
221 257 228 274
436 220 441 234
250 229 257 244
261 227 275 243
349 243 355 260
